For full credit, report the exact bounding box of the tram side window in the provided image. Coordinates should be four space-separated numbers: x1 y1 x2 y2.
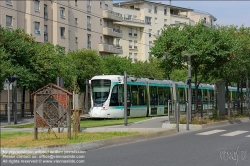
209 90 215 101
179 88 185 102
198 89 202 101
138 86 146 105
131 85 138 106
164 87 171 104
203 90 208 101
150 86 158 106
158 87 164 105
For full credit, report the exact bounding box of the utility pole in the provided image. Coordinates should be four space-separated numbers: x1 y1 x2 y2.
124 71 128 126
182 54 195 130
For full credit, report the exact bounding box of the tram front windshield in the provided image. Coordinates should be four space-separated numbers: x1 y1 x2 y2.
91 79 111 105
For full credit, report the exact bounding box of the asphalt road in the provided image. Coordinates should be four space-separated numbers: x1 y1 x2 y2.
1 122 250 166
83 122 250 166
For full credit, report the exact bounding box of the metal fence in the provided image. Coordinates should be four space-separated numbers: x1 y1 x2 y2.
0 102 33 120
167 100 250 121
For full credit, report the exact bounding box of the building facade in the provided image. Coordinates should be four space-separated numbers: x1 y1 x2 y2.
113 0 217 62
0 0 123 55
0 0 216 61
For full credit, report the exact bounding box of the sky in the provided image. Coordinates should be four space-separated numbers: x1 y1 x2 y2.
114 0 250 27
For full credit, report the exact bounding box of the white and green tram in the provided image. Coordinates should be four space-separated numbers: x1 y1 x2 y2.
89 75 246 118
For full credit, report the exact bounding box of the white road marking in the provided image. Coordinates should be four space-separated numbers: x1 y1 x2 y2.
196 130 226 135
245 135 250 137
221 131 249 137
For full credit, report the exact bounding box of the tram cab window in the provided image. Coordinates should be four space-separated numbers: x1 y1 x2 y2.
110 85 123 106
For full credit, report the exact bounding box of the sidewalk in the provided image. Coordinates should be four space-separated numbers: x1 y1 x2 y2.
0 116 173 132
1 116 249 152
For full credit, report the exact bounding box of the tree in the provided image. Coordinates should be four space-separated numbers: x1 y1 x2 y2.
102 55 133 75
0 26 64 92
131 58 165 79
0 48 11 90
67 49 105 92
150 22 237 116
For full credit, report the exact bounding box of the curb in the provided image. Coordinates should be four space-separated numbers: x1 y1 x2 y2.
1 129 177 153
162 117 250 130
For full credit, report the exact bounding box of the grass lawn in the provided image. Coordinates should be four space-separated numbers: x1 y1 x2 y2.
4 117 152 128
0 131 141 148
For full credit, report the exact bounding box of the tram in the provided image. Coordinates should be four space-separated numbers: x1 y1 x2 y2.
89 75 246 118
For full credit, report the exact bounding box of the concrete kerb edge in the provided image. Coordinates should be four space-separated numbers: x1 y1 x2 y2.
201 117 250 129
162 117 250 130
1 129 178 153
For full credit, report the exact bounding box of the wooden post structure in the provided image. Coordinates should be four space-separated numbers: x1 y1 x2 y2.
34 94 37 140
67 94 71 139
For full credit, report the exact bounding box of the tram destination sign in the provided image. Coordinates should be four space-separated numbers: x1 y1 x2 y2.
91 80 111 85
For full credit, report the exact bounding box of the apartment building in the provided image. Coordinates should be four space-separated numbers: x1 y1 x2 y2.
113 0 217 62
0 0 123 55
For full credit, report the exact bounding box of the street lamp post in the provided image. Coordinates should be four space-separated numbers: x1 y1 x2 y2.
182 54 195 130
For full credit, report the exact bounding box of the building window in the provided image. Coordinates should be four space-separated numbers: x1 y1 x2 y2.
129 40 132 48
75 0 77 6
116 39 120 46
100 19 102 25
100 2 102 8
129 52 132 59
100 36 102 43
87 16 91 30
34 0 39 11
87 34 91 48
154 6 157 14
6 15 12 27
60 27 65 38
75 18 78 24
204 17 206 23
148 29 152 37
128 28 132 36
34 22 40 34
148 5 152 13
164 8 167 15
134 53 138 62
134 28 137 36
44 4 48 20
175 21 180 25
6 0 12 5
105 37 108 44
134 40 137 49
104 21 108 27
87 0 91 12
145 16 151 25
154 17 158 24
60 7 65 18
164 19 167 27
44 25 48 41
157 30 160 35
105 4 108 10
75 37 78 43
149 41 152 48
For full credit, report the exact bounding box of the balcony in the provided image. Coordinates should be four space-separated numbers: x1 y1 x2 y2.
103 27 122 38
99 43 123 54
103 10 123 22
123 17 145 24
